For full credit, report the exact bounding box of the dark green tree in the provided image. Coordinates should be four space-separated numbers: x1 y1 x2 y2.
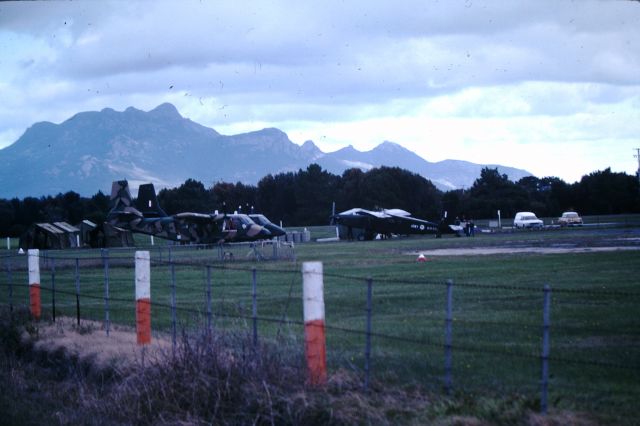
0 200 15 236
158 179 216 214
84 190 110 225
294 164 339 225
359 166 442 220
256 173 297 225
336 168 366 211
465 167 528 219
211 181 257 215
573 168 640 214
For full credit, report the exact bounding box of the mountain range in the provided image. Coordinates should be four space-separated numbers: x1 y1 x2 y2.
0 103 531 198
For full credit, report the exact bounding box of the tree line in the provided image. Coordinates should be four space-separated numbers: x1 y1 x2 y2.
1 164 639 237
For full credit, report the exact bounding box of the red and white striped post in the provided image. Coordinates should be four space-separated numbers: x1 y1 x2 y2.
135 251 151 345
28 249 41 320
302 261 327 385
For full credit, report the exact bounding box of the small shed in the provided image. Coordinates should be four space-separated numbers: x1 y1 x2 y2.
78 219 97 247
19 223 66 250
103 222 136 247
53 221 81 248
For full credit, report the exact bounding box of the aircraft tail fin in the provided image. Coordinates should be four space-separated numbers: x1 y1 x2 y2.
107 180 143 220
136 183 168 217
108 180 134 212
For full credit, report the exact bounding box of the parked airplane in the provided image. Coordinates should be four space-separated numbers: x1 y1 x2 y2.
331 207 461 240
135 182 231 243
107 180 180 241
249 214 286 238
221 213 273 242
131 183 271 244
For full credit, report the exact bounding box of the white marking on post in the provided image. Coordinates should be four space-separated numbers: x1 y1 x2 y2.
135 250 151 344
28 249 39 285
28 249 41 319
303 262 325 322
135 251 151 300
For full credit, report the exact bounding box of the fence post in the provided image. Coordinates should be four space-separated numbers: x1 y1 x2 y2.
75 258 81 326
252 267 258 347
302 261 327 386
170 260 177 356
28 249 41 320
206 265 212 333
50 257 56 322
444 279 453 394
135 251 151 345
101 249 110 336
364 277 373 391
541 284 552 414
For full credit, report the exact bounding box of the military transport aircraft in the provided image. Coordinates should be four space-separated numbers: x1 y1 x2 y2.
107 180 271 244
107 180 181 241
135 182 231 243
331 207 461 240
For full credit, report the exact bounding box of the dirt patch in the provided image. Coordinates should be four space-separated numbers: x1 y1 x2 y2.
30 317 171 369
409 246 640 257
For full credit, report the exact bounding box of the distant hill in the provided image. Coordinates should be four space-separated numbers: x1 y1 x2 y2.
0 103 531 198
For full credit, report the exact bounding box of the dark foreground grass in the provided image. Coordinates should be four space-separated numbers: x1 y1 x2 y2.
0 307 604 425
1 226 639 423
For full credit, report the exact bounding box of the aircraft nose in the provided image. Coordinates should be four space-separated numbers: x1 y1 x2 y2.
257 226 272 239
247 224 271 238
270 226 286 237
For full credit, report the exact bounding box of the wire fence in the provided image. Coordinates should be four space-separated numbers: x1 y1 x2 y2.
1 246 639 419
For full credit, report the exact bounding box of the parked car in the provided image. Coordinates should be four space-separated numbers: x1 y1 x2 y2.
513 212 543 229
558 211 583 226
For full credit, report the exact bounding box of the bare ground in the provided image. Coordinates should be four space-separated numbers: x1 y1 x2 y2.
28 317 172 369
409 246 640 257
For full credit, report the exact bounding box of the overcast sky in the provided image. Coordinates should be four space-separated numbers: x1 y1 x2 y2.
1 0 639 183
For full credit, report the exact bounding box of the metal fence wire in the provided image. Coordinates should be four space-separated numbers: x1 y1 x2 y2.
1 247 639 419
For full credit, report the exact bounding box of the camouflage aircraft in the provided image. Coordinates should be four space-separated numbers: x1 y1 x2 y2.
135 182 232 244
119 181 271 244
248 214 286 238
331 207 461 240
107 180 181 241
222 214 273 242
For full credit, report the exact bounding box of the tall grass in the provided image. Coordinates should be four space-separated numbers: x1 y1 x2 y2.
0 307 607 425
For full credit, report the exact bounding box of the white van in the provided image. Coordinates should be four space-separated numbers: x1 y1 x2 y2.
513 212 543 229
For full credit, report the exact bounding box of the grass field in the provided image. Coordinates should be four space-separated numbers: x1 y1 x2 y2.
1 224 639 423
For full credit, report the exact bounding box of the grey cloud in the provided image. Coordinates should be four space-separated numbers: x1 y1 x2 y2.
1 0 639 161
8 0 639 99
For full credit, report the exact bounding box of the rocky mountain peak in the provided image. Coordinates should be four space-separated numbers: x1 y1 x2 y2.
0 103 533 198
375 141 405 152
149 103 181 117
300 140 323 158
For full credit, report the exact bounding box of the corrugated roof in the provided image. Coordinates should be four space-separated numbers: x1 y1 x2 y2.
53 221 80 233
36 223 64 234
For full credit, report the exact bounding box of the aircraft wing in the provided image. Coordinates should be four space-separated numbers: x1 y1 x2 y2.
173 212 224 223
339 208 387 218
383 208 412 217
